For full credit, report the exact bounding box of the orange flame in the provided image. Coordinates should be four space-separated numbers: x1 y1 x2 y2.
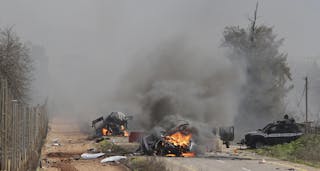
165 131 192 147
166 154 176 157
102 128 110 136
164 131 195 157
182 152 195 157
124 130 129 137
121 125 129 137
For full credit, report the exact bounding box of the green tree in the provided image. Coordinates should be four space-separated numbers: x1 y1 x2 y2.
222 3 292 131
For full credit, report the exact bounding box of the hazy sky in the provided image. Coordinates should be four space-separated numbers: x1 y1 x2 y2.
0 0 319 119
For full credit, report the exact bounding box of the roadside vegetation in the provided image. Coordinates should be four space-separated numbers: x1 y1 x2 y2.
96 140 129 154
254 134 320 167
126 157 168 171
97 140 168 171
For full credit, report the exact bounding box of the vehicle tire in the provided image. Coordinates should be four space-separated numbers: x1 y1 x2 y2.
254 141 264 149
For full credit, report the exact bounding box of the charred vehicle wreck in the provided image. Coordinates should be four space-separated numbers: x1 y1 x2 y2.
243 116 303 148
92 112 132 137
138 123 195 157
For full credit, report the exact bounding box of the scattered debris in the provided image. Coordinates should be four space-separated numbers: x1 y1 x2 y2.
81 153 105 159
233 148 238 155
72 156 80 160
87 148 98 153
52 138 59 143
51 138 62 146
258 159 266 164
52 143 61 146
100 156 127 163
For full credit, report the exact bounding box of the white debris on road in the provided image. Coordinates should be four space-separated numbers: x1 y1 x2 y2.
100 156 127 163
81 153 105 159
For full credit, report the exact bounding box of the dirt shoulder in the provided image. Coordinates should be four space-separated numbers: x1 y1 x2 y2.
39 117 128 171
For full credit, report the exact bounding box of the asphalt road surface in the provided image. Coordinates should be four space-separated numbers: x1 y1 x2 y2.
160 154 318 171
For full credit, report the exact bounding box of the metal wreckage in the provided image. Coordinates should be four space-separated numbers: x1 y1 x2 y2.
92 112 234 157
92 112 132 137
137 123 234 157
137 122 195 157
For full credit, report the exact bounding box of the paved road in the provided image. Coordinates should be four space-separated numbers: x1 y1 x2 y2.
161 154 318 171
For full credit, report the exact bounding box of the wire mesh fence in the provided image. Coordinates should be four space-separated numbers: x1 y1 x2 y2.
306 124 320 135
0 79 48 171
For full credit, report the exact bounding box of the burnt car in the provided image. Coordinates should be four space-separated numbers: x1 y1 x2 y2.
243 120 303 148
138 123 195 157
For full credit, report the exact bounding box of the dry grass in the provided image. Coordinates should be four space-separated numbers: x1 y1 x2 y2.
97 140 129 154
255 134 320 168
126 157 168 171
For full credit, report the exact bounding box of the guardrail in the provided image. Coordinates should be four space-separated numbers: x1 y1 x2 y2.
0 79 48 171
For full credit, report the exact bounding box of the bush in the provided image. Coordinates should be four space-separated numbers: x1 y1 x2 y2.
255 134 320 167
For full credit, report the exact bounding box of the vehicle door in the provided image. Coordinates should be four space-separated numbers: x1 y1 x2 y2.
265 124 285 145
285 124 303 142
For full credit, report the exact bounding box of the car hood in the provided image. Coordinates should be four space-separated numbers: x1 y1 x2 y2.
245 130 265 136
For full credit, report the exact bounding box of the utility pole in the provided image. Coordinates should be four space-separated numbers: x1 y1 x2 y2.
305 76 308 123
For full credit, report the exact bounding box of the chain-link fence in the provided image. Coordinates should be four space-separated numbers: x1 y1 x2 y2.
0 79 48 171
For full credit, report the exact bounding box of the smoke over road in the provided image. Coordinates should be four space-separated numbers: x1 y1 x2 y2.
1 0 319 137
116 38 244 132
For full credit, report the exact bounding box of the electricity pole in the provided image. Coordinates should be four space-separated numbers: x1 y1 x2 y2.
305 76 308 123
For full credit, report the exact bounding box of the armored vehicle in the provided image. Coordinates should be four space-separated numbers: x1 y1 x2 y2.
243 119 303 148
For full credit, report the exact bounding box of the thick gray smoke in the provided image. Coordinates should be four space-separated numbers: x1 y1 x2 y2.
116 38 243 134
2 0 320 137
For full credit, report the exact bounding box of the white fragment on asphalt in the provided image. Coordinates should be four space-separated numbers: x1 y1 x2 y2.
259 158 266 164
100 156 127 163
242 167 251 171
81 153 105 159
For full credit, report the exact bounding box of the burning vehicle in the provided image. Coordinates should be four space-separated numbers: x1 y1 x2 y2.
242 116 303 148
92 112 132 137
138 122 195 157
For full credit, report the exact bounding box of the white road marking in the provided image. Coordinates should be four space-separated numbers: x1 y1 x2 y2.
242 167 251 171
